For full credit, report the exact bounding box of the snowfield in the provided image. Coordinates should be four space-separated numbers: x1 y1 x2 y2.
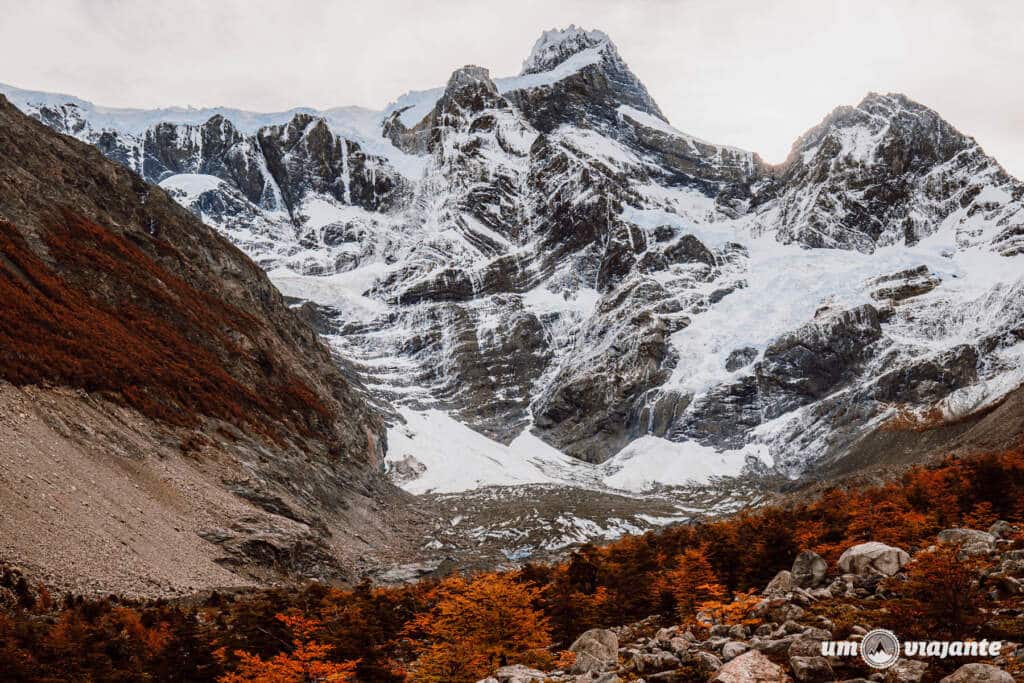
384 408 769 495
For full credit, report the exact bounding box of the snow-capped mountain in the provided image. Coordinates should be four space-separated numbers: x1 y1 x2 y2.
6 25 1022 504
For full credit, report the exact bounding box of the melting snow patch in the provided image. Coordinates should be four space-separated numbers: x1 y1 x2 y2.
600 436 770 492
386 408 772 496
385 408 582 494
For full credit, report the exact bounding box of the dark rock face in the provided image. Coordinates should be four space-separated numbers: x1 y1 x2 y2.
28 104 406 222
726 347 758 371
258 115 403 213
867 265 941 303
675 305 884 448
757 304 883 418
872 344 979 403
533 280 680 463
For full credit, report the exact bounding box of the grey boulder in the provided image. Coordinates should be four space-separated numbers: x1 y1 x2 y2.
837 542 910 576
569 628 619 673
791 551 828 588
939 663 1015 683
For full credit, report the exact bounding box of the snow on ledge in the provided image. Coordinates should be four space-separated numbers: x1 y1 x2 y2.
158 173 224 199
497 45 606 95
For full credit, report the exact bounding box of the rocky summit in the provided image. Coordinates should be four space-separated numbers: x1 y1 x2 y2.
3 25 1023 558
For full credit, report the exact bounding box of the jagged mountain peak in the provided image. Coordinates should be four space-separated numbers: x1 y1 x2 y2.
783 91 973 172
440 64 502 110
503 26 665 133
520 25 612 75
766 90 1024 253
8 65 1024 515
447 64 496 88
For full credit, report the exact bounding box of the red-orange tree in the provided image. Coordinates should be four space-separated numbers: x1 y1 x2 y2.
217 613 357 683
403 572 554 683
650 545 725 622
885 544 985 639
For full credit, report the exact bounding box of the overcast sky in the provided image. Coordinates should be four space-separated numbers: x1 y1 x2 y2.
1 0 1022 176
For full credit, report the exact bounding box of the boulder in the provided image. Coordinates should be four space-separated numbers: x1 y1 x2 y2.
767 601 805 623
837 542 910 576
788 636 828 659
569 628 619 674
789 656 834 682
988 520 1018 539
802 627 832 641
722 641 750 661
633 651 680 675
937 528 996 547
495 665 547 683
729 624 752 640
765 570 795 595
792 551 828 588
752 635 800 656
885 658 928 683
698 651 725 673
960 541 996 558
782 620 805 635
710 649 792 682
939 663 1015 683
668 636 692 656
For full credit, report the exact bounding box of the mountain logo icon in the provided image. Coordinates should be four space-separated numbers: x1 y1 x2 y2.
860 629 901 669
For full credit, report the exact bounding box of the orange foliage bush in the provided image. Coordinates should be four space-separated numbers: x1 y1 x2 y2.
218 613 357 683
402 573 554 683
650 546 724 621
885 544 985 639
695 589 762 629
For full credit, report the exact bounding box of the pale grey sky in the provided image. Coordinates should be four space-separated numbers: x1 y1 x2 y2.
1 0 1022 176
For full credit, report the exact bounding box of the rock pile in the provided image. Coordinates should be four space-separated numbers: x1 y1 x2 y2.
478 524 1024 683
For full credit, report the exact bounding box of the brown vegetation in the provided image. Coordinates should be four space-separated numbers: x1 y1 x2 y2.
0 212 332 442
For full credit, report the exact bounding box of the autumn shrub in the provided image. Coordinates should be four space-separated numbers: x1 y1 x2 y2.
403 573 554 683
217 613 357 683
695 589 761 629
649 546 724 622
884 544 985 639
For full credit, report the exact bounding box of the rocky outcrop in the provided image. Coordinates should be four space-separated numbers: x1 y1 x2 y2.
505 27 666 135
483 533 1023 683
867 264 941 303
791 551 827 588
762 92 1024 253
